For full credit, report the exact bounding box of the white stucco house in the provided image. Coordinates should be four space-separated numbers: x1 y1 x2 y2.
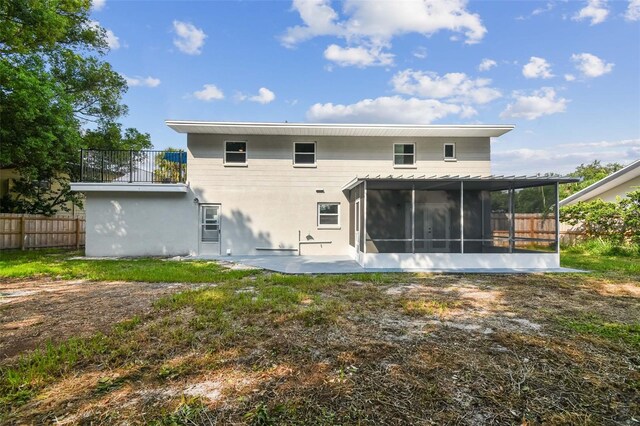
559 159 640 206
70 121 577 270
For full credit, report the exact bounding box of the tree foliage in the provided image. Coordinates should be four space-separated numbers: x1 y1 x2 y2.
559 160 624 199
560 190 640 244
0 0 151 215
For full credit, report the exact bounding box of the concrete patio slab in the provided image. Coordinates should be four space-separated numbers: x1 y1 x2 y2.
189 255 586 275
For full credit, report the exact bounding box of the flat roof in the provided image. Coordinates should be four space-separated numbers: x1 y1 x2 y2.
342 174 580 191
165 120 514 138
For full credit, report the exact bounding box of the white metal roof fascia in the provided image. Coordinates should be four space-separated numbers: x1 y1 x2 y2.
165 120 515 138
341 175 580 191
559 159 640 206
70 183 188 193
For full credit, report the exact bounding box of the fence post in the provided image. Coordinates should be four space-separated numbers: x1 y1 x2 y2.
75 217 81 250
20 216 26 250
179 151 183 183
129 150 133 183
101 151 104 182
80 148 83 181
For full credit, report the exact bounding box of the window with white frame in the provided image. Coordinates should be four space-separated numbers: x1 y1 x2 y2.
294 142 316 165
318 202 340 227
394 143 415 166
225 141 247 164
444 143 456 160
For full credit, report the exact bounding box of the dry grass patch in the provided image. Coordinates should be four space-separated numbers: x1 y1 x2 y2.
1 271 639 424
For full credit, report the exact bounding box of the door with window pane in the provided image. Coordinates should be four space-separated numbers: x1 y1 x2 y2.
199 204 221 255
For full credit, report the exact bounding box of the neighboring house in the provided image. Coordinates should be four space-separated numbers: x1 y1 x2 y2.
559 159 640 207
70 121 576 270
0 167 84 216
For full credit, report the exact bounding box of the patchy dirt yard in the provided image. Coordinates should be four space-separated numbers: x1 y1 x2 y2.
0 279 193 360
1 272 639 425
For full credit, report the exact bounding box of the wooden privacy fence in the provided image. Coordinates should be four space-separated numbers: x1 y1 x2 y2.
0 214 86 250
491 213 584 246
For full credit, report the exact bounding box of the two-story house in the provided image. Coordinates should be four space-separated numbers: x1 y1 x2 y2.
70 121 576 271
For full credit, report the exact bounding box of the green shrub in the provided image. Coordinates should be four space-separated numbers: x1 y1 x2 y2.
560 190 640 244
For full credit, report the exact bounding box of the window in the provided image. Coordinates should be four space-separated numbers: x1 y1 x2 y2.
294 142 316 166
318 202 340 228
394 143 415 166
444 143 456 160
225 141 247 164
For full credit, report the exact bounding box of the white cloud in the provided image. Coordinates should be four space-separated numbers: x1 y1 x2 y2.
193 84 224 101
104 28 120 50
92 0 106 11
516 1 555 20
88 21 120 50
492 139 640 175
282 0 485 67
413 47 428 59
500 87 568 120
573 0 609 25
522 56 553 79
571 53 614 78
324 44 394 67
532 2 555 16
564 74 576 82
172 21 207 55
478 58 497 71
281 0 487 49
281 0 341 47
626 0 640 20
249 87 276 104
562 139 640 149
391 69 501 104
307 96 473 124
123 75 161 88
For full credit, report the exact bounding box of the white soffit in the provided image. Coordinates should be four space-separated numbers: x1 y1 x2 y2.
165 121 515 138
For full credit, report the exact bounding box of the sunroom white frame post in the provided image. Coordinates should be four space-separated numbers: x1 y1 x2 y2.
460 181 464 254
555 182 560 254
363 180 367 255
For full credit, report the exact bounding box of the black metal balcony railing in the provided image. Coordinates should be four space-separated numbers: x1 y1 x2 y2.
79 149 186 183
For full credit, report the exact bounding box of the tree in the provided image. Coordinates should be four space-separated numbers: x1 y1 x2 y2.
559 160 623 199
0 0 152 215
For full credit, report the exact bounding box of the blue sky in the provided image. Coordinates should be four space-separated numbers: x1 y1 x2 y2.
91 0 640 174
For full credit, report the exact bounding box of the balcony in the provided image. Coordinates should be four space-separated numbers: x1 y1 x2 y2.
71 149 188 193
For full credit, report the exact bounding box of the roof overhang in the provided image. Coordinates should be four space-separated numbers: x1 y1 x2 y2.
165 121 515 138
559 159 640 206
70 183 188 193
342 175 580 192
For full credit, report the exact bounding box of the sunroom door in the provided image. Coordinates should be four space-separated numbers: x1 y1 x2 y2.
199 204 221 255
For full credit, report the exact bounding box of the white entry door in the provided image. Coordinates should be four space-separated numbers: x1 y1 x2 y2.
199 204 221 255
415 203 450 252
424 203 450 251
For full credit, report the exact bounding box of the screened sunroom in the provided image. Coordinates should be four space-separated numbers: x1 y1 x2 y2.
344 175 578 269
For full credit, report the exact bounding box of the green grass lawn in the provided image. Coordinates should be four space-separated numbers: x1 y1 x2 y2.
1 244 637 282
0 249 257 282
560 240 640 276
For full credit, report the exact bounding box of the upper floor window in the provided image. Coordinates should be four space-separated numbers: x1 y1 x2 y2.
394 143 415 167
444 143 456 161
294 142 316 166
225 141 247 165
